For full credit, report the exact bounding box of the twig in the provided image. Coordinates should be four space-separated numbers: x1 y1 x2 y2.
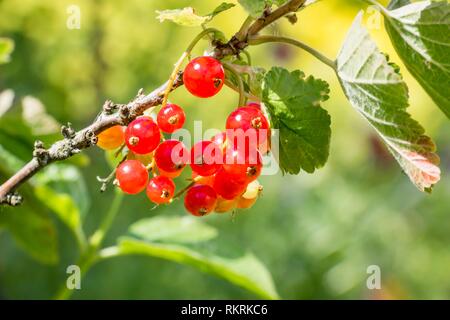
248 35 336 69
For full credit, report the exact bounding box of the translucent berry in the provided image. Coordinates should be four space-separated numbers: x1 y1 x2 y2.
190 140 222 177
226 106 270 146
127 152 153 166
184 184 218 216
246 102 261 110
154 140 189 173
223 146 263 183
213 168 248 200
183 56 225 98
192 172 215 187
97 125 125 150
215 197 237 213
157 103 186 133
146 176 175 204
237 180 262 209
211 131 227 151
159 168 183 178
116 160 148 194
125 117 161 154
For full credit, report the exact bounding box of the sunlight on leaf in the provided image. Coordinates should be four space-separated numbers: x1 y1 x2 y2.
128 216 218 244
336 12 441 191
384 0 450 118
110 216 279 299
0 38 14 64
262 67 331 174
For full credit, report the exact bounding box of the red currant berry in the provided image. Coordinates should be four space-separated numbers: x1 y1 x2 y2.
116 160 148 194
246 102 261 110
226 107 270 146
190 140 222 176
154 140 189 173
157 104 186 133
159 168 183 178
125 117 161 155
213 168 248 200
223 146 263 183
184 184 218 216
183 56 225 98
211 131 227 151
146 176 175 204
192 171 215 187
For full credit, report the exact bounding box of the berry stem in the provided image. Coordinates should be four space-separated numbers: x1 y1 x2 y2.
248 35 336 70
161 28 222 108
223 62 246 106
224 79 259 102
54 190 124 300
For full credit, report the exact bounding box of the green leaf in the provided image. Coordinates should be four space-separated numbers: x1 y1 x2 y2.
156 8 209 26
0 38 14 64
336 13 441 191
208 3 236 18
114 216 279 299
0 89 14 118
0 146 58 265
238 0 267 17
156 3 235 27
262 67 331 174
384 1 450 118
128 216 218 244
34 165 89 246
0 205 58 265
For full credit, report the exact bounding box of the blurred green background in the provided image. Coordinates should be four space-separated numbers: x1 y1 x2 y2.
0 0 449 299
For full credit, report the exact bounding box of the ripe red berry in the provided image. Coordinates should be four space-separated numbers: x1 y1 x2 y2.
190 140 222 177
192 171 215 187
183 56 225 98
116 160 148 194
184 184 218 216
223 146 263 183
146 176 175 204
246 102 261 110
157 103 186 133
154 140 189 173
226 106 270 146
159 168 183 178
213 168 248 200
125 117 161 154
211 131 227 151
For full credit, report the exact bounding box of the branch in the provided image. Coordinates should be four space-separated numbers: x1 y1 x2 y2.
213 0 306 58
0 0 307 206
0 74 183 205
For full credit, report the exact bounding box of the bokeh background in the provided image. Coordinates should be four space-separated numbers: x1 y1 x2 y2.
0 0 449 299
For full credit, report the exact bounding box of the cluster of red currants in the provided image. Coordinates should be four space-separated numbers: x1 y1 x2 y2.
96 56 270 216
